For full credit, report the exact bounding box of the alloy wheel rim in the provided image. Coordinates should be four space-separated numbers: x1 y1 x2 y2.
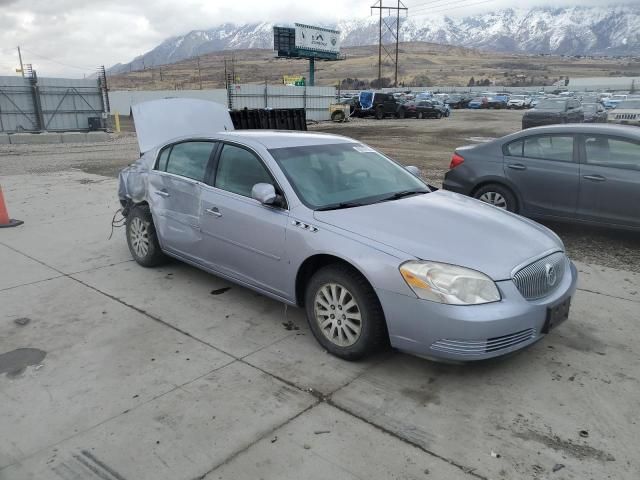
314 283 362 347
479 191 508 209
130 217 150 258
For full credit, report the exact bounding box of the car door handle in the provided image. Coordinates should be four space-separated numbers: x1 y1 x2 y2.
205 207 222 217
154 190 170 197
583 175 606 182
507 163 527 171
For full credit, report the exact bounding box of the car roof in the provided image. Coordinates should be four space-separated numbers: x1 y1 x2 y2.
211 130 358 149
498 124 640 143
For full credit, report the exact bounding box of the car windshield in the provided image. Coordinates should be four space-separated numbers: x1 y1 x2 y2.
269 143 429 210
535 100 567 111
619 100 640 109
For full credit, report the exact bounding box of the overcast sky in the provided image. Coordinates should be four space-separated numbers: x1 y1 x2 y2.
0 0 636 78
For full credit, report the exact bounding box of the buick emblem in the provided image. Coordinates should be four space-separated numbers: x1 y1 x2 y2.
545 264 557 287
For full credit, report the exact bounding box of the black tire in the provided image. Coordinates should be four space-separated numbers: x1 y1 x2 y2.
473 184 518 213
436 112 442 119
125 205 167 267
304 264 387 360
375 106 385 120
397 108 406 119
331 110 346 122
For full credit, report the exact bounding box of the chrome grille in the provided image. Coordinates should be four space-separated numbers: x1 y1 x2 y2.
431 328 536 356
513 252 566 300
615 113 638 120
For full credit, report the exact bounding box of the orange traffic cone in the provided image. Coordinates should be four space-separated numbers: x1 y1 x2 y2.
0 186 23 228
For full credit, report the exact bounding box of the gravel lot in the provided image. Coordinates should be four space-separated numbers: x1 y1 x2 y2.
2 110 637 272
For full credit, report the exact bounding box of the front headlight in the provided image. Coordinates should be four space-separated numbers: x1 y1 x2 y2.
399 261 501 305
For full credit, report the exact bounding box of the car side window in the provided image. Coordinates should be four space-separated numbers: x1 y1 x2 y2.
504 140 524 157
156 146 171 171
164 141 215 182
523 135 574 162
215 144 273 197
584 135 640 170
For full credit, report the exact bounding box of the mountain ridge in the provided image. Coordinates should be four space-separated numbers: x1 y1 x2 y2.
108 6 640 74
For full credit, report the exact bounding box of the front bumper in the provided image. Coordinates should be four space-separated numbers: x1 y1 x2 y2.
608 119 640 126
378 261 578 361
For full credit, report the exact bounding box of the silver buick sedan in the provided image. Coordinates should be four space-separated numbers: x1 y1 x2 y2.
118 99 577 361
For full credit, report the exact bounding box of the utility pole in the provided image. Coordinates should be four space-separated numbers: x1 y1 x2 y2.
196 56 202 89
370 1 407 88
17 46 24 77
395 0 401 87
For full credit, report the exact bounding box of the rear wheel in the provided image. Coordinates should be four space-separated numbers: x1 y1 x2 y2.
304 264 387 360
375 106 385 120
331 110 346 122
473 184 518 213
126 205 167 267
397 108 406 119
436 112 443 119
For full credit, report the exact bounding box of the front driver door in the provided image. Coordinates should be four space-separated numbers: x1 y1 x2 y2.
147 140 216 259
577 134 640 228
199 143 289 297
503 134 579 217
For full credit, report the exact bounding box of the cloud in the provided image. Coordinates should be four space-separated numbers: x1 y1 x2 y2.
0 0 638 77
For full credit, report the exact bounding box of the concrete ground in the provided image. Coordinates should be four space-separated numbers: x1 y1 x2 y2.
1 122 640 480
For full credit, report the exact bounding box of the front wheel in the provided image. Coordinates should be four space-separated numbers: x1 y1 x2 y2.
375 107 385 120
473 184 518 213
304 265 387 360
126 205 167 267
436 112 442 119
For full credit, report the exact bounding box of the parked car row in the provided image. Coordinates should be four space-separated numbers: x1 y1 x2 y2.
337 92 450 121
522 96 640 129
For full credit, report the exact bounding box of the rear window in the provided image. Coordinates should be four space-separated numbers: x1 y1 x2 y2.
523 135 574 162
535 100 567 111
164 141 215 182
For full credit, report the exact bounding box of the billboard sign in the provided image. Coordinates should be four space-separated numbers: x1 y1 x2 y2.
295 23 341 54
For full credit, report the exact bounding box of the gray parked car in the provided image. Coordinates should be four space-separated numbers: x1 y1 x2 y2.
443 124 640 230
118 99 577 362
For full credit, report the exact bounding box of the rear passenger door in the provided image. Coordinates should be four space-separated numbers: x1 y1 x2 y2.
148 140 216 259
503 134 579 217
577 134 640 228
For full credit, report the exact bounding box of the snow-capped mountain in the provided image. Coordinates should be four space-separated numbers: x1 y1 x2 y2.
109 6 640 74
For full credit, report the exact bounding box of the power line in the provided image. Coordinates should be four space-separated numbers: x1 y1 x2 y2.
407 0 454 11
18 47 94 71
418 0 495 15
411 0 494 15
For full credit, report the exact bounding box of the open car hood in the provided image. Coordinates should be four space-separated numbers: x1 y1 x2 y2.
132 98 234 153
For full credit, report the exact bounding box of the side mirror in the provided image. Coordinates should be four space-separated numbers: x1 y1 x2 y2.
251 183 277 205
405 166 421 177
